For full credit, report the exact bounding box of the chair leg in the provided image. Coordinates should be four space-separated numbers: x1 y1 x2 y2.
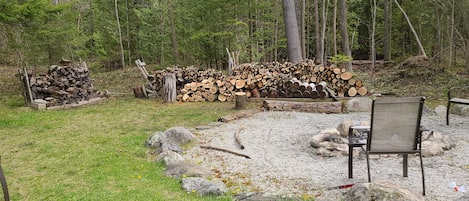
366 153 371 182
403 154 408 177
446 102 451 125
0 162 9 201
420 153 426 196
348 144 353 178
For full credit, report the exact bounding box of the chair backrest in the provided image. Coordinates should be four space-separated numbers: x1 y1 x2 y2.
367 96 425 153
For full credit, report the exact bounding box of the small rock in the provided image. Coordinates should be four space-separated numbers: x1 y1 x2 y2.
337 120 353 137
346 181 424 201
181 177 227 196
421 141 444 157
434 105 447 116
234 192 295 201
156 150 184 165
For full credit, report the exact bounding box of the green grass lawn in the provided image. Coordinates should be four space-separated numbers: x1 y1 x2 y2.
0 95 237 201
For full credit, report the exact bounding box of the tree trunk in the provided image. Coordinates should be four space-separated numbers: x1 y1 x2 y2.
394 0 427 58
282 0 303 64
314 0 321 64
339 0 352 71
168 2 179 63
333 0 337 56
262 100 342 113
125 0 131 66
115 0 125 68
370 0 377 77
320 0 327 65
448 0 455 69
463 1 469 72
301 0 306 59
383 0 391 61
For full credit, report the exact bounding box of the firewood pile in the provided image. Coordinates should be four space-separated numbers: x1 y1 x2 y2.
142 59 367 102
20 60 106 107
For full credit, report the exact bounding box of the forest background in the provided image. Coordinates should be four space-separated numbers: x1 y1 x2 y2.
0 0 469 73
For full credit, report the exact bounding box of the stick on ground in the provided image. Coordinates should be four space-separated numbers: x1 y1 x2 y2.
200 145 251 159
234 127 245 150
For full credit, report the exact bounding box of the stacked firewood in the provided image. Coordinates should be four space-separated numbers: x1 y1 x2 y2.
24 60 103 107
147 59 367 102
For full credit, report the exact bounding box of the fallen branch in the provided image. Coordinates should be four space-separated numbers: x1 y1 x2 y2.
234 127 245 150
200 145 251 159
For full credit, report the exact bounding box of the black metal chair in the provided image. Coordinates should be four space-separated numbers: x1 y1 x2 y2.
365 96 426 196
446 86 469 125
0 157 9 201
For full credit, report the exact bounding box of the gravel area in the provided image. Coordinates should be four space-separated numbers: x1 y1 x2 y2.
183 111 468 200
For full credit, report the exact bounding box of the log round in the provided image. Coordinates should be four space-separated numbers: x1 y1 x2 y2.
235 92 247 110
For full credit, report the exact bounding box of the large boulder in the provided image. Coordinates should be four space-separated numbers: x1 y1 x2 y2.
145 131 166 153
434 105 447 116
181 177 228 196
421 131 455 157
346 181 424 201
309 128 341 148
165 161 213 178
164 126 195 145
451 104 469 116
345 97 372 112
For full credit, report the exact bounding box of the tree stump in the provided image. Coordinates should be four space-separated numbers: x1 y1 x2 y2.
235 92 247 110
163 73 176 103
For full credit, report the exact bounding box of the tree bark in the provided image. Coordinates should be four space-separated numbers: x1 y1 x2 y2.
339 0 352 71
282 0 303 64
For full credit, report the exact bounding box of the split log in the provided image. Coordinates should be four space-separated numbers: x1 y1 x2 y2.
162 73 177 103
262 100 342 113
340 72 353 80
357 87 368 96
348 87 357 97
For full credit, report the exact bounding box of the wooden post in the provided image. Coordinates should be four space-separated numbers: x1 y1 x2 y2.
163 73 176 103
235 92 247 110
23 68 33 105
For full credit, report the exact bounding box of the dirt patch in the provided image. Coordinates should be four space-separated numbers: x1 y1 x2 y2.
184 111 469 200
